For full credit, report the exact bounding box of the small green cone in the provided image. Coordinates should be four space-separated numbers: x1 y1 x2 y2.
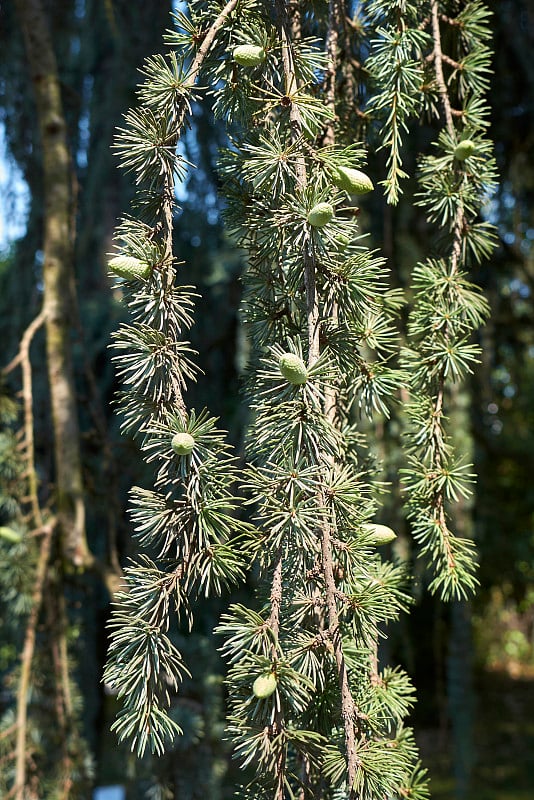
332 166 374 195
171 432 195 456
278 353 308 385
0 526 23 544
454 140 476 161
363 523 397 546
108 255 151 281
233 44 266 67
253 673 277 698
307 202 334 228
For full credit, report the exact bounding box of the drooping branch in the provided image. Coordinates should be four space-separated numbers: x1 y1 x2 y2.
160 0 239 419
276 2 360 794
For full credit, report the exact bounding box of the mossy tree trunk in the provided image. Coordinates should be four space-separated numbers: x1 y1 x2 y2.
15 0 90 568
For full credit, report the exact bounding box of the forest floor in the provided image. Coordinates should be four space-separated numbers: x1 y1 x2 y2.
419 668 534 799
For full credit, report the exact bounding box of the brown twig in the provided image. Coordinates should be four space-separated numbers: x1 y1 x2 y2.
431 1 455 138
14 521 55 800
158 0 239 420
323 0 342 424
0 724 17 742
3 310 46 527
429 1 466 574
267 550 285 800
323 0 342 147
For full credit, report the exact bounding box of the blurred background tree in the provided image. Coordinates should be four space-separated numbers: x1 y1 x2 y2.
0 1 532 799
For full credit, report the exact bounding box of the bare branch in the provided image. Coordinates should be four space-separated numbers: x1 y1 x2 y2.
14 521 55 800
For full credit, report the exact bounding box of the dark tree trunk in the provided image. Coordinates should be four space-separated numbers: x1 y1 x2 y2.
15 0 89 567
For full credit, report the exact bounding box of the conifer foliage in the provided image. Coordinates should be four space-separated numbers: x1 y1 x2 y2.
104 1 496 798
367 0 497 599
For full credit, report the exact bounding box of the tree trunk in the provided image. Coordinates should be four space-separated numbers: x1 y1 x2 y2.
15 0 90 567
447 385 476 799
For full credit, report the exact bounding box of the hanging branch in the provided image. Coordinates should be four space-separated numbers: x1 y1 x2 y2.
103 0 250 759
323 0 342 426
400 1 497 598
431 1 455 137
427 0 466 577
265 541 284 800
276 4 320 361
276 1 360 792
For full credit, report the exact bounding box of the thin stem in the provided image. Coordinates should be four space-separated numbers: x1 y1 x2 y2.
159 0 239 419
429 1 466 576
323 0 341 147
320 506 359 796
268 553 283 645
431 1 454 138
3 311 46 527
14 522 54 800
276 1 320 362
324 0 342 424
267 552 285 800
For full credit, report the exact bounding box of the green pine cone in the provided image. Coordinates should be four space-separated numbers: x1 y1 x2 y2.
171 432 196 456
454 139 476 161
332 166 374 195
0 526 23 544
363 523 397 546
233 44 266 67
252 673 277 699
307 202 334 227
278 352 308 385
108 255 151 281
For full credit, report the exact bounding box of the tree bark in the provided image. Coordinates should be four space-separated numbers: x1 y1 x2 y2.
15 0 90 567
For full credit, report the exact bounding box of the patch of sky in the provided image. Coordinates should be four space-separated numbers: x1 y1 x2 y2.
93 787 125 800
175 139 188 202
77 76 94 170
74 0 86 20
0 124 29 253
70 33 81 58
175 125 222 222
491 419 503 435
503 384 516 399
509 278 530 299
